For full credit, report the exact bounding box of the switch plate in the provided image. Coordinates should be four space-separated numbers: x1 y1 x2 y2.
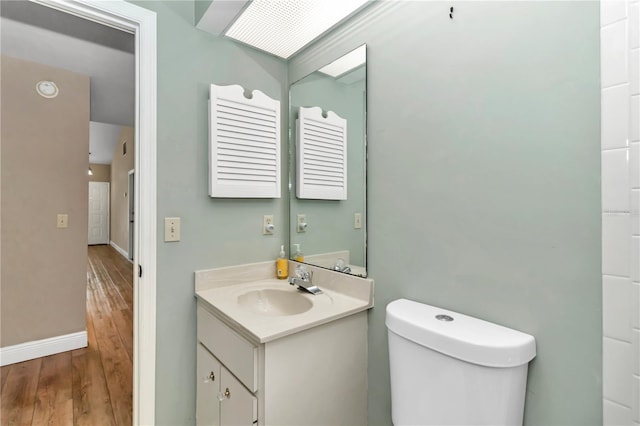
354 213 362 229
297 214 307 233
164 217 181 242
57 214 68 228
263 215 274 235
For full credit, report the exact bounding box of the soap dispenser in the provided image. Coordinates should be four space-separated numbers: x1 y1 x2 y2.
276 245 288 279
293 244 304 262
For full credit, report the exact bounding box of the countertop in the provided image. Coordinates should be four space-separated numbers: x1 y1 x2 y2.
195 261 374 344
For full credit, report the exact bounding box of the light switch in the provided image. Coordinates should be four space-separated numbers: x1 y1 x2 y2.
354 213 362 229
57 214 68 228
164 217 181 242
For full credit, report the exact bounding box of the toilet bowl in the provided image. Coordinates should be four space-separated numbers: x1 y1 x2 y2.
386 299 536 426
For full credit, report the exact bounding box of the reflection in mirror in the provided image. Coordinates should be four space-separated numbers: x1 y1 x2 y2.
289 44 367 277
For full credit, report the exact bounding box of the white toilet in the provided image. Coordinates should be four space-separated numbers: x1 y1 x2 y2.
386 299 536 426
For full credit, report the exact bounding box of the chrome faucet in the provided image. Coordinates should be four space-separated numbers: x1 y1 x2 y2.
332 258 351 274
288 265 322 295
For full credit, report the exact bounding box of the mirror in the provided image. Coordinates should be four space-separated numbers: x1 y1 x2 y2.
289 44 367 277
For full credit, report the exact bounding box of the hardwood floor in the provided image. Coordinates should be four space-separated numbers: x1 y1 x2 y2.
1 245 133 426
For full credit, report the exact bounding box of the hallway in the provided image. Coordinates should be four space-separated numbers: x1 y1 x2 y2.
1 245 133 425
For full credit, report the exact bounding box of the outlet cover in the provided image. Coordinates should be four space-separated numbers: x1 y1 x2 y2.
263 215 274 235
297 214 307 233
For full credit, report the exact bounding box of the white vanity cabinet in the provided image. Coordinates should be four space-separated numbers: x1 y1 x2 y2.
197 342 258 426
196 343 221 426
196 302 368 426
196 309 259 426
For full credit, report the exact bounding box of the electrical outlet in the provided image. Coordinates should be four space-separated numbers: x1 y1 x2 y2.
297 214 307 233
57 214 68 228
263 215 274 235
164 217 181 242
354 212 362 229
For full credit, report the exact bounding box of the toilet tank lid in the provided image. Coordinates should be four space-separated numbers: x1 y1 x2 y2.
385 299 536 368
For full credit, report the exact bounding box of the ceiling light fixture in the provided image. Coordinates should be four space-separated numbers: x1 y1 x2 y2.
36 80 59 98
225 0 371 59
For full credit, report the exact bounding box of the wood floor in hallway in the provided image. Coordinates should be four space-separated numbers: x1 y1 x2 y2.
1 245 133 426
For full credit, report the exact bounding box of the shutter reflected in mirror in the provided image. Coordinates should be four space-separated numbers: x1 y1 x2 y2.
209 84 281 198
296 106 347 200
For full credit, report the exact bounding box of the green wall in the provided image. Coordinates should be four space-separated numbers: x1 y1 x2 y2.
131 2 288 423
290 2 601 425
132 1 600 424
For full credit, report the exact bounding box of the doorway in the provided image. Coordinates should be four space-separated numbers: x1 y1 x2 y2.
0 0 157 423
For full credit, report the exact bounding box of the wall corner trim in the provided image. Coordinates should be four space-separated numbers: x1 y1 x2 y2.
0 331 87 366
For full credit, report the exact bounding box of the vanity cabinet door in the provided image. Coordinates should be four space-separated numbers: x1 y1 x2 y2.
220 367 257 426
197 344 221 426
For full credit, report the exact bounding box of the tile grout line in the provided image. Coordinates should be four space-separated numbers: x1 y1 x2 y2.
604 397 632 410
604 335 633 344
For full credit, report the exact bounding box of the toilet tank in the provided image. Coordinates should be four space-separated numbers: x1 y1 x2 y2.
386 299 536 426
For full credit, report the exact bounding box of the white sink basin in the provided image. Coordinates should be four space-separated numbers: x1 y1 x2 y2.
237 289 313 316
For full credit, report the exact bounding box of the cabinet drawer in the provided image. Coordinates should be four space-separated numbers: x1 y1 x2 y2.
197 305 258 392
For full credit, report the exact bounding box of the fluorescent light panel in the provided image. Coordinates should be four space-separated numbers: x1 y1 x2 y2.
318 44 366 78
225 0 370 59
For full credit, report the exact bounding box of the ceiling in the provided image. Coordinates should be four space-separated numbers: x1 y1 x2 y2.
0 0 368 164
0 0 135 128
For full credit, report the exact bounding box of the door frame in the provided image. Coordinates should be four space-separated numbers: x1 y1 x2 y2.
88 181 110 245
31 1 158 424
128 169 135 261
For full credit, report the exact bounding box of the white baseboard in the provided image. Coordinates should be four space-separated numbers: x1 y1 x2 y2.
0 331 88 366
110 240 130 262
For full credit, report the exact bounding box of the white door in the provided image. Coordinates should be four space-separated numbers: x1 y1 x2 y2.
88 181 110 245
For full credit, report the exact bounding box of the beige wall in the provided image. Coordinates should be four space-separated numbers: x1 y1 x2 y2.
1 55 90 347
110 126 134 254
89 163 111 183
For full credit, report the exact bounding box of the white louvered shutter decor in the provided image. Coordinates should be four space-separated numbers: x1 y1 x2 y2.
296 106 347 200
209 84 281 198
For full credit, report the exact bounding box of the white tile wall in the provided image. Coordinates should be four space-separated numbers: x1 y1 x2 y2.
632 96 640 141
605 399 633 425
604 337 633 407
602 21 629 87
632 237 640 281
603 85 630 150
630 2 640 49
602 0 628 26
604 275 633 341
632 190 640 234
633 329 640 375
603 214 631 276
633 283 640 329
631 49 640 94
602 1 640 423
603 149 631 211
631 144 640 188
634 376 640 421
